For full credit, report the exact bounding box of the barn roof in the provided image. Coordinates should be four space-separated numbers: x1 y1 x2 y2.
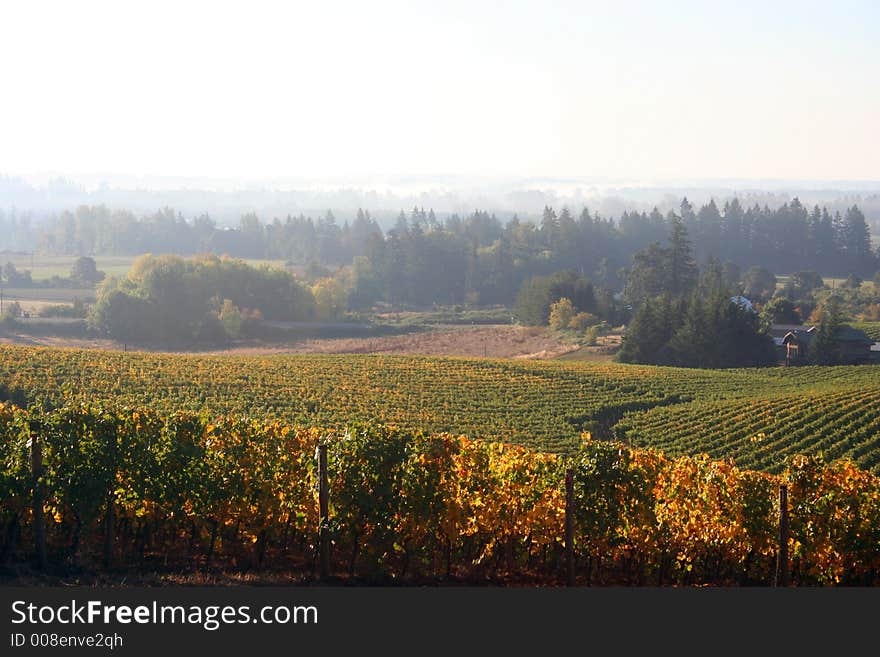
769 324 816 338
835 325 873 344
730 296 755 312
782 330 813 346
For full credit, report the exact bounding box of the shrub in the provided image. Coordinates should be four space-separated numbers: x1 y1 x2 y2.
569 312 598 331
549 298 575 330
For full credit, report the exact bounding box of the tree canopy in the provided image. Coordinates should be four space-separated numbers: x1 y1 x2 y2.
88 254 315 344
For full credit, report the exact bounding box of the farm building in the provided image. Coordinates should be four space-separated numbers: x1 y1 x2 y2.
768 323 875 365
769 324 816 364
835 326 876 364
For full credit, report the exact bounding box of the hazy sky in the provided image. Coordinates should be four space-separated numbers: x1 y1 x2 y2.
2 1 878 182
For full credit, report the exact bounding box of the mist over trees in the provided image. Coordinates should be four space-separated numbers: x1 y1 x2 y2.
2 173 880 229
3 196 878 363
3 198 879 321
35 206 382 265
32 198 877 274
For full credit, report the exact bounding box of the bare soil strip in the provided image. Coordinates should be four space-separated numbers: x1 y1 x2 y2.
0 325 583 360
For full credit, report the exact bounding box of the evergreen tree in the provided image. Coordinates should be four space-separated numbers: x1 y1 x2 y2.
679 197 696 231
695 199 723 261
809 296 844 365
621 289 774 368
668 290 775 368
667 214 698 297
842 206 874 274
741 266 776 300
721 198 745 259
667 294 711 367
699 256 728 295
624 242 669 307
618 296 678 364
759 297 801 327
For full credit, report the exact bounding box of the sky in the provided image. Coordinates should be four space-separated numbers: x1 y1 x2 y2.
1 0 878 184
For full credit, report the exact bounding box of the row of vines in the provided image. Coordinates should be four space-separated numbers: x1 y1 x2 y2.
615 388 880 474
2 346 879 458
2 403 879 585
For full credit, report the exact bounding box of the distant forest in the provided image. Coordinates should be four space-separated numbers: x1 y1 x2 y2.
1 198 877 310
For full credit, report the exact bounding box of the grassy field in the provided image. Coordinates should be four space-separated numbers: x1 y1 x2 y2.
775 274 877 293
0 253 129 315
0 254 292 314
1 287 95 315
1 344 879 467
0 253 136 281
0 253 294 281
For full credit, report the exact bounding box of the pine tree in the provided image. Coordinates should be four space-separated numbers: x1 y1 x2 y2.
721 198 745 260
667 294 709 367
618 297 661 363
843 205 874 274
680 197 696 230
667 214 698 297
695 199 723 261
624 242 669 306
809 296 843 365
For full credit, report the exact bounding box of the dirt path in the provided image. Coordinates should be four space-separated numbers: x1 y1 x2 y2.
0 325 583 360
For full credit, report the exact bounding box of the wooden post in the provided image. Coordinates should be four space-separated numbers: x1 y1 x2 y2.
317 444 330 580
103 493 114 568
30 435 46 570
565 468 575 587
103 429 117 569
774 484 789 587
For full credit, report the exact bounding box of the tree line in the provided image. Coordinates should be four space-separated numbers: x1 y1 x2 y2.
8 198 880 359
617 214 874 368
32 199 878 310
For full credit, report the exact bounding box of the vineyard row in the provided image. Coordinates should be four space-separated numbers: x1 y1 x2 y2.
2 403 879 585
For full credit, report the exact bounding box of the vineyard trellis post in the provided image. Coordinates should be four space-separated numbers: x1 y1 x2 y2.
565 468 575 587
104 428 117 569
774 484 789 587
30 433 46 570
317 443 330 580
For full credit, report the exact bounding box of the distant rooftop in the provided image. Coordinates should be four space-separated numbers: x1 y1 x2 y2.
836 326 873 344
768 324 816 338
730 296 754 312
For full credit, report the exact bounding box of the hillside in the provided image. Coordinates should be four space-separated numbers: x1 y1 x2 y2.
2 345 879 468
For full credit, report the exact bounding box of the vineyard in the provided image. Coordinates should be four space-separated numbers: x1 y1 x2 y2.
2 403 879 585
615 388 880 473
2 346 880 465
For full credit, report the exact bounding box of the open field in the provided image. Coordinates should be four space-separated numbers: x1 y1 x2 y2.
0 253 136 280
1 286 95 315
1 344 879 465
0 325 581 360
0 253 292 282
263 325 581 359
775 274 877 293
